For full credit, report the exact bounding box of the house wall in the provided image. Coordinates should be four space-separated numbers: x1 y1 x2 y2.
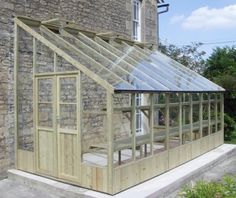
0 0 158 177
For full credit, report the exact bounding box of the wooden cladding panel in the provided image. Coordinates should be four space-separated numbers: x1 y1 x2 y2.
113 151 168 193
59 133 78 181
191 139 202 159
169 147 180 169
81 165 107 192
17 150 34 173
200 136 210 153
38 130 56 176
112 133 224 194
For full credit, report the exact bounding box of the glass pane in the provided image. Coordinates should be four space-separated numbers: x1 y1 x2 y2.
18 28 34 151
60 104 77 130
36 24 224 92
38 103 53 128
38 78 53 102
36 42 54 73
75 33 167 91
60 77 77 103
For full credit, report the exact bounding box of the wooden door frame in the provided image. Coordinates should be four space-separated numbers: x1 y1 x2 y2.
34 71 81 182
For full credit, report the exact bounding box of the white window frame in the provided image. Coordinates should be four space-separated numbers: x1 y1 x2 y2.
136 93 143 135
132 0 141 42
132 0 143 135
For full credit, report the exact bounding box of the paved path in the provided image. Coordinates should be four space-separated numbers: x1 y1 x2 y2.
0 179 60 198
169 149 236 197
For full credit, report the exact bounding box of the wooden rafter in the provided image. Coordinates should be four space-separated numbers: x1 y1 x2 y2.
15 18 114 93
40 25 133 90
59 29 151 89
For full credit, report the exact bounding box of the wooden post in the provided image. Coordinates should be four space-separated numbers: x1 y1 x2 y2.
131 93 136 160
53 52 57 72
107 92 114 194
182 93 186 143
215 93 218 133
77 71 82 181
199 93 203 138
178 93 183 144
189 94 193 141
165 93 170 151
53 54 58 177
208 93 211 135
150 93 154 155
33 37 37 172
14 20 19 168
220 93 224 142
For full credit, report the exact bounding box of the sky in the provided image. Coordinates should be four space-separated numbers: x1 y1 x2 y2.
159 0 236 58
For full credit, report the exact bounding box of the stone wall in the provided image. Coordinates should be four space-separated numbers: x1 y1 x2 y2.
0 0 158 177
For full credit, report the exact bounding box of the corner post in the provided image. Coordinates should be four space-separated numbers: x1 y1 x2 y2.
199 93 203 138
208 93 211 135
220 93 224 143
215 93 218 133
14 20 19 169
33 37 37 172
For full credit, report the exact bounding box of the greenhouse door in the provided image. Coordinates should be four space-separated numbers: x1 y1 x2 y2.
35 74 80 182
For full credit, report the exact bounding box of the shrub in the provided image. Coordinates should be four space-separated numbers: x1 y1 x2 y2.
179 175 236 198
224 113 236 141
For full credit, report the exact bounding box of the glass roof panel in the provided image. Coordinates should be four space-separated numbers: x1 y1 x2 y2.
110 41 224 92
110 41 202 91
152 50 224 91
75 33 168 91
32 23 224 93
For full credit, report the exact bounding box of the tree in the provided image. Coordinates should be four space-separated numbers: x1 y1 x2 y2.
159 42 206 74
204 46 236 78
205 47 236 141
204 46 236 98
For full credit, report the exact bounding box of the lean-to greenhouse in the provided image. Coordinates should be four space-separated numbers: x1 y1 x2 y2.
15 16 225 195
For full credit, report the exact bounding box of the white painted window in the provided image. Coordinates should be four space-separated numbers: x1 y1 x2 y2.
132 0 143 134
132 0 141 41
136 93 143 134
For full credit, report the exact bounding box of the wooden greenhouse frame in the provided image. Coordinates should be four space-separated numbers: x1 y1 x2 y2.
14 16 225 195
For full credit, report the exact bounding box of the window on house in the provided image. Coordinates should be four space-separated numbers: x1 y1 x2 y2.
132 0 141 41
132 0 143 134
136 94 142 134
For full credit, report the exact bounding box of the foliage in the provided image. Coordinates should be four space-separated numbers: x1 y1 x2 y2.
159 42 206 73
204 46 236 79
204 46 236 98
179 175 236 198
224 114 236 141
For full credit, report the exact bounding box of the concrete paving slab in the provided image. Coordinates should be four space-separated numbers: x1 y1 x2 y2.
0 179 59 198
6 144 236 198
